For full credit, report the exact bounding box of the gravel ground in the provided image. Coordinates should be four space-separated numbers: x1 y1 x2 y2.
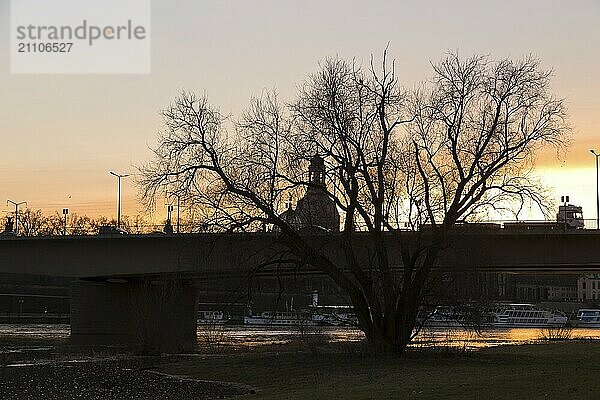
0 358 249 400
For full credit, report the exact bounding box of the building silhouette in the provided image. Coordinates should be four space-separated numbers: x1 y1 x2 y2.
280 155 340 232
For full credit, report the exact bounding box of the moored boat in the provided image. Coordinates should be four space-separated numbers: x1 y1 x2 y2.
420 304 568 328
197 310 231 324
244 311 317 326
310 305 359 326
307 291 358 326
568 309 600 328
490 304 567 327
419 306 494 328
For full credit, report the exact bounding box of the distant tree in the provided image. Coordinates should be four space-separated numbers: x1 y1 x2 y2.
44 212 65 235
17 209 48 236
129 214 150 234
16 209 62 236
1 210 156 236
140 50 570 353
68 214 95 235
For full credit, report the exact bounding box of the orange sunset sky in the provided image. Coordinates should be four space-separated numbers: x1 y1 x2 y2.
0 1 598 223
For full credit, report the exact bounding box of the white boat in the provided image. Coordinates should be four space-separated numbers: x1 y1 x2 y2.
306 291 358 326
244 311 317 326
197 310 230 325
490 304 567 327
420 304 567 328
569 309 600 328
421 307 468 328
310 305 359 326
419 306 493 328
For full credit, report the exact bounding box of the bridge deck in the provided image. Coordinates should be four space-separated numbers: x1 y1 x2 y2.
0 231 598 278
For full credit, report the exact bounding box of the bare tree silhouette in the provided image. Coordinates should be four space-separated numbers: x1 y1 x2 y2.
3 211 153 236
139 50 570 353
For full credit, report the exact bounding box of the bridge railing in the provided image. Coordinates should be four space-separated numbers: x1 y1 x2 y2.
358 219 600 231
7 218 600 238
584 219 600 230
490 219 598 230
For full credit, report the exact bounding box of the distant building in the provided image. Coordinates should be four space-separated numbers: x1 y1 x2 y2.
510 274 578 302
280 155 340 232
578 274 600 301
547 285 578 302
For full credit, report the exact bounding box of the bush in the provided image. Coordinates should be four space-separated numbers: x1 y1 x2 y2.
538 325 573 341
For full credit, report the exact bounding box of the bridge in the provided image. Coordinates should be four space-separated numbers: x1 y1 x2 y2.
0 230 598 350
1 230 599 277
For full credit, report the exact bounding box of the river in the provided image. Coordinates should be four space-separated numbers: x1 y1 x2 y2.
0 323 598 399
2 323 600 353
198 324 600 349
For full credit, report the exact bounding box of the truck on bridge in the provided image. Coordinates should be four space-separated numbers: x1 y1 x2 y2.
422 204 585 232
503 204 584 231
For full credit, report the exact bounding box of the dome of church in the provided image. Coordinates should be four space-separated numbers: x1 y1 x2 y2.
275 155 340 233
279 203 302 230
296 188 340 232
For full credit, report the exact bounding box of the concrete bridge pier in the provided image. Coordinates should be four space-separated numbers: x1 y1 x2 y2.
70 279 198 352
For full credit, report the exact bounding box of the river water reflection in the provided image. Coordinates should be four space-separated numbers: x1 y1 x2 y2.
199 325 600 349
1 324 600 351
411 327 600 349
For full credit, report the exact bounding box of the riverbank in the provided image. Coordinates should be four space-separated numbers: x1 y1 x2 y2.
159 340 600 399
2 331 600 399
0 335 251 399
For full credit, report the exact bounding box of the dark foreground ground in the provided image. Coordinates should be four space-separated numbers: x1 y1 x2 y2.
159 341 600 400
1 339 600 399
0 358 248 400
0 336 249 400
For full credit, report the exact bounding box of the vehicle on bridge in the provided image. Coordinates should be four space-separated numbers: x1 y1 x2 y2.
97 225 128 235
420 204 585 232
503 204 584 231
421 203 585 232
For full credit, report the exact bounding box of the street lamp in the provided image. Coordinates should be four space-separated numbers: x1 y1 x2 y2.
7 199 27 235
168 191 181 233
62 208 69 235
109 171 129 229
591 150 599 229
561 195 569 231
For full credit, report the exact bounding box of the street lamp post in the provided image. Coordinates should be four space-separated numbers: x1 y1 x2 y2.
175 195 180 233
591 150 600 229
62 208 69 235
167 204 173 223
109 171 129 229
168 192 181 234
561 195 569 231
7 199 27 235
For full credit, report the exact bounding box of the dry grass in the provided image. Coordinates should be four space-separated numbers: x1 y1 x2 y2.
159 341 600 399
538 325 573 341
197 323 228 352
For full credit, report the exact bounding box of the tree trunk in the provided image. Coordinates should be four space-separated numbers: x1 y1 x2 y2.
354 244 442 354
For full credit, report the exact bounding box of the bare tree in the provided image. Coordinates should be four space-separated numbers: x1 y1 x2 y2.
139 50 569 353
17 209 49 236
17 209 63 236
68 214 96 235
4 210 156 236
